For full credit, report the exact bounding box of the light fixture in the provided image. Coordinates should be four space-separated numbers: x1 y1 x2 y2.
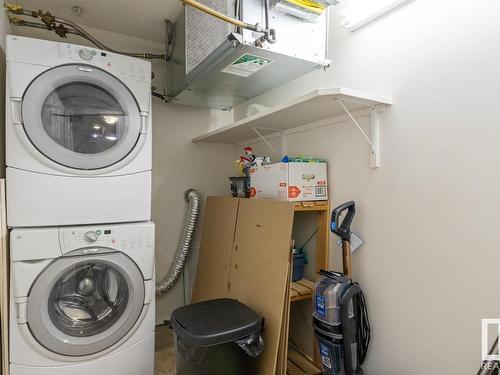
93 124 101 130
105 135 117 141
103 115 119 125
341 0 414 32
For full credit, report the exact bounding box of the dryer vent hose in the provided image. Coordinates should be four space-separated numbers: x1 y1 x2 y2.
156 189 202 295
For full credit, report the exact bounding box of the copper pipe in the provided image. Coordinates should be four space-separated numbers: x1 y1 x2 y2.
181 0 262 32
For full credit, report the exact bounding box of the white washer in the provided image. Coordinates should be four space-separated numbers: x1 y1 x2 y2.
5 35 152 227
9 222 155 375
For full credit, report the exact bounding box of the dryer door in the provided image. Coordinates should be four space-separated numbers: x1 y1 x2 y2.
21 64 144 170
26 250 145 357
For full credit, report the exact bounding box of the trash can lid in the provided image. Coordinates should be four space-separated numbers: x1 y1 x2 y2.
171 298 262 347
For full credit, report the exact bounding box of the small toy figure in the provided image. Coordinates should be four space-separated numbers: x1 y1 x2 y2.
235 146 272 177
243 146 256 165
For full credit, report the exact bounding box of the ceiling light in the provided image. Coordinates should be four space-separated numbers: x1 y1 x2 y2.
105 135 117 141
103 115 119 125
93 124 101 130
342 0 414 32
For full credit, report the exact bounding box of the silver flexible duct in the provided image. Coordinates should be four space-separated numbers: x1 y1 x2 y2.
156 189 202 295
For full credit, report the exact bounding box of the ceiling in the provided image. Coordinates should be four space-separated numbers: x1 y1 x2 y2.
14 0 184 43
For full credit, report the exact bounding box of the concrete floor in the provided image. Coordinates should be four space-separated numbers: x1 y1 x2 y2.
155 325 176 375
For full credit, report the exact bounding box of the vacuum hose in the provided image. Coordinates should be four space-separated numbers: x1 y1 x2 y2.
156 189 202 295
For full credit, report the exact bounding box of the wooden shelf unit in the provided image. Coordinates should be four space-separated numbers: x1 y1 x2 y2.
287 200 330 372
289 200 330 302
290 279 315 302
292 200 330 277
287 346 322 375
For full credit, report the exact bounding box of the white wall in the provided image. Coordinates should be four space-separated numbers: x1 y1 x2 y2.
232 1 500 373
10 24 234 322
151 103 233 321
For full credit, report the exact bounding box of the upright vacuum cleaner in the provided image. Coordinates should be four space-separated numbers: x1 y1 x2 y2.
313 201 371 375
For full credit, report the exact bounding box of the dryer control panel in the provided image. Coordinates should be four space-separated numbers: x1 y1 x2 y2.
6 35 151 84
60 222 154 254
57 44 149 82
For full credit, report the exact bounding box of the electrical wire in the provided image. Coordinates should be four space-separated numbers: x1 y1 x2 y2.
299 227 318 249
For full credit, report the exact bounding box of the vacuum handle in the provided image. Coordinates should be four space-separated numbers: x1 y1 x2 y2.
319 269 350 283
331 201 356 242
320 269 344 279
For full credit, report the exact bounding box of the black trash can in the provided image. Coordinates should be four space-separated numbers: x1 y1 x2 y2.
171 298 264 375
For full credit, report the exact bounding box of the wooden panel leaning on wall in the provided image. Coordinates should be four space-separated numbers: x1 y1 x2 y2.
192 197 295 375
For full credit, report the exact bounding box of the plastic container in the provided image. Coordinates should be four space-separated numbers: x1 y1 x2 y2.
171 298 263 375
292 252 306 281
229 176 250 198
314 326 346 375
313 274 352 326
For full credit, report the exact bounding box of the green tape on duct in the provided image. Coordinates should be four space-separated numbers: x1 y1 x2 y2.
221 53 273 78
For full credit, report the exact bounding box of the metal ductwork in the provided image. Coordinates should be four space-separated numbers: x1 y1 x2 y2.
167 0 333 110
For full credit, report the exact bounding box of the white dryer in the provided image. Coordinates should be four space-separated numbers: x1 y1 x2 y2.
5 35 152 227
9 222 155 375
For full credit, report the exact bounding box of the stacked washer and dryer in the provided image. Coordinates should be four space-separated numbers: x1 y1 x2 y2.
6 35 155 375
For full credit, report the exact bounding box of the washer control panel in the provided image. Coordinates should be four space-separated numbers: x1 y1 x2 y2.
60 224 154 253
78 48 96 61
83 231 98 242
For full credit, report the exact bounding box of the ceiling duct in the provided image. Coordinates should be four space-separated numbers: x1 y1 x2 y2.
167 0 333 110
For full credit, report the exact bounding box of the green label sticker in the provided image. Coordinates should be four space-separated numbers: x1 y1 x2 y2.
221 53 273 78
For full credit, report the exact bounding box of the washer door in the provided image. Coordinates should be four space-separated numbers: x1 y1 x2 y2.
26 251 145 357
22 64 143 170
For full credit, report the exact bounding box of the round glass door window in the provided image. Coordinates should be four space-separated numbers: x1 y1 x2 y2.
41 82 126 156
27 252 145 356
22 64 143 170
48 261 129 337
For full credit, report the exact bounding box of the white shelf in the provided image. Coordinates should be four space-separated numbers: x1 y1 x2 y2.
192 87 392 144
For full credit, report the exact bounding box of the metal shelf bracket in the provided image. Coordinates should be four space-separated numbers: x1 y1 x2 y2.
335 98 381 168
251 127 282 158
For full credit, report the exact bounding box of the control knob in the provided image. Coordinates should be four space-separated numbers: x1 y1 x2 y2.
84 231 98 242
79 48 95 61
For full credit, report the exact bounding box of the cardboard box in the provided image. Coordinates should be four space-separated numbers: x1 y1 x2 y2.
249 162 328 202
